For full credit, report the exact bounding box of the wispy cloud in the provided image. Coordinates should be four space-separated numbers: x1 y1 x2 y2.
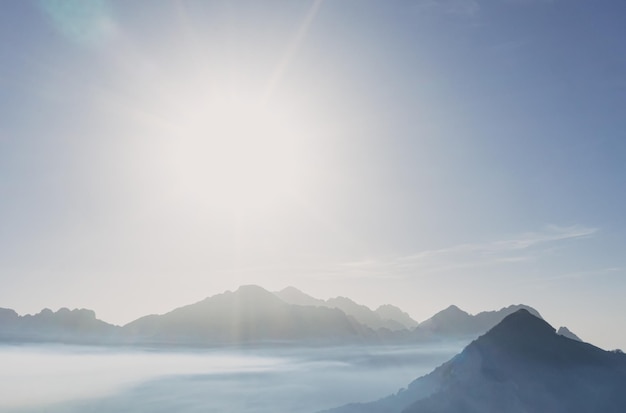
321 225 598 280
206 225 598 282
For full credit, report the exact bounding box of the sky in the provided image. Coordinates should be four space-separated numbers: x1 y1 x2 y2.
1 0 625 349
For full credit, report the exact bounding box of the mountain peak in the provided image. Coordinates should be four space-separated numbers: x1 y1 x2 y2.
427 305 470 321
274 286 325 307
326 308 626 413
400 309 626 413
557 326 583 342
228 285 286 306
483 308 554 340
443 304 465 313
328 296 358 305
235 284 269 294
470 308 604 367
375 304 419 327
0 308 19 318
279 286 305 295
498 304 542 319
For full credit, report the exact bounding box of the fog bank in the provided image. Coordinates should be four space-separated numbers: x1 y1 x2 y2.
1 343 462 412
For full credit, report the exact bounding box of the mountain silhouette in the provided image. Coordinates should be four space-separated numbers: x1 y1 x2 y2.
274 286 417 331
557 326 582 342
274 286 327 307
0 287 549 348
326 296 408 331
0 307 119 343
414 304 542 339
123 285 377 345
324 309 626 413
376 304 419 328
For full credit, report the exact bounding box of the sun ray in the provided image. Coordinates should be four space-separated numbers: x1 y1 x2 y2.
263 0 325 102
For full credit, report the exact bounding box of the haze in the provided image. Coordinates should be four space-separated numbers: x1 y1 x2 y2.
1 0 625 350
0 343 461 412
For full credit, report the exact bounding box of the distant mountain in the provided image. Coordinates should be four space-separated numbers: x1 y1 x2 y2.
0 307 119 343
124 285 377 345
415 304 542 339
274 286 326 307
323 309 626 413
417 305 472 335
120 289 542 346
557 326 583 342
0 286 546 349
274 287 417 331
376 304 419 328
326 296 408 331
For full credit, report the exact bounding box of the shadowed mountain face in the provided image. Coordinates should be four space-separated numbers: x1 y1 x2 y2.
324 309 626 413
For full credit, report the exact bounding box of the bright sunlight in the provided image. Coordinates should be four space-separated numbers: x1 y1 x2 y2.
165 96 305 214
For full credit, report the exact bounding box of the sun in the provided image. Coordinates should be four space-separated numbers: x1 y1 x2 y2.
161 95 308 218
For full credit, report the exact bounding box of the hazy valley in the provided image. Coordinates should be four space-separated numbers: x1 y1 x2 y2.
3 286 621 412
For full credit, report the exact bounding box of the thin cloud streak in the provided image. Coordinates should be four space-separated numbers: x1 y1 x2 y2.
210 226 598 281
400 225 597 262
323 225 599 280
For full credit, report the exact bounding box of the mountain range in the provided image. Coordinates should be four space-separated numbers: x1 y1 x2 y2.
0 307 120 344
414 303 541 338
275 286 418 331
0 285 578 348
323 309 626 413
123 285 376 345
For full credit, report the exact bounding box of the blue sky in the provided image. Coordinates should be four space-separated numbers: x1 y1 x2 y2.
1 0 625 348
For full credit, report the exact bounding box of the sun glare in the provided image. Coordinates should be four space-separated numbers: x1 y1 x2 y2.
162 95 307 217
